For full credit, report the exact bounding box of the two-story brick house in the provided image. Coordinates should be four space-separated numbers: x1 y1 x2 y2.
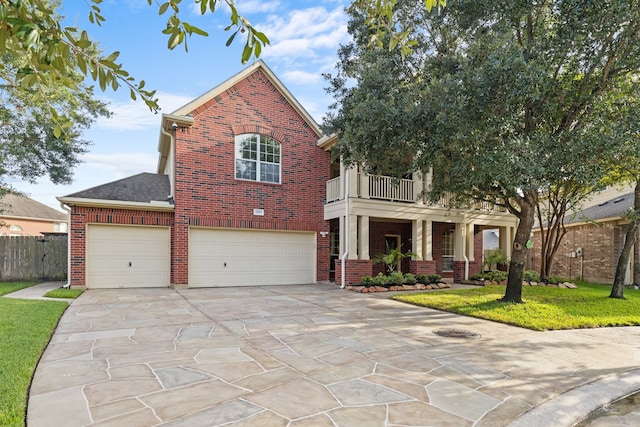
59 61 518 289
59 61 330 288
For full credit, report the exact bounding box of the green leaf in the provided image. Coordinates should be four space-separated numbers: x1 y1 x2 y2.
241 43 252 64
158 2 170 15
226 30 238 46
53 124 62 139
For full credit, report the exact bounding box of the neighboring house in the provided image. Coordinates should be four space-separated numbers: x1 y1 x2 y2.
58 61 518 289
0 192 68 236
528 186 637 284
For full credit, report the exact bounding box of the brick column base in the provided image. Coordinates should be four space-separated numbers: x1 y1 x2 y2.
409 260 437 275
335 259 373 287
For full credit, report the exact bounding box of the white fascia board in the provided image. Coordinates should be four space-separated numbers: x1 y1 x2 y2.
57 197 175 212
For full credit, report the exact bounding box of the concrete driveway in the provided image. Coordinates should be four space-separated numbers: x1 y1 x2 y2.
28 283 640 426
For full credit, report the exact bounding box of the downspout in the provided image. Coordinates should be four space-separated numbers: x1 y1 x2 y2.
59 202 71 288
340 168 351 289
160 126 176 199
463 211 469 281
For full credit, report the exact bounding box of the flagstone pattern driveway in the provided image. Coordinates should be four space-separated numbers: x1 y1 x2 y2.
28 283 640 426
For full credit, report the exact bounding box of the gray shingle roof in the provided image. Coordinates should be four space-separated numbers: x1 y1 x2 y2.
567 192 634 224
63 173 172 204
0 192 67 221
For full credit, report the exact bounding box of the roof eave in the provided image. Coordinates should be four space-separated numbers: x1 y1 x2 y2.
317 133 339 151
57 197 175 212
157 113 195 173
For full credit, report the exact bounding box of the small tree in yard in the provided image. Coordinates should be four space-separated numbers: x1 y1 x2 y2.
372 244 417 274
325 0 640 303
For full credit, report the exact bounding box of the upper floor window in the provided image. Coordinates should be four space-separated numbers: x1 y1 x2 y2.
235 134 281 184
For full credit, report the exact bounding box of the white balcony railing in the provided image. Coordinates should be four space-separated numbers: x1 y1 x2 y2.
368 175 415 202
326 174 506 213
326 177 342 203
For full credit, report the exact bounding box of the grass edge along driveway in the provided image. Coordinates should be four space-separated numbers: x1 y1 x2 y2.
0 282 68 427
393 281 640 331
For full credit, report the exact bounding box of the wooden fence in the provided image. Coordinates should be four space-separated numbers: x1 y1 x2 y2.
0 235 68 281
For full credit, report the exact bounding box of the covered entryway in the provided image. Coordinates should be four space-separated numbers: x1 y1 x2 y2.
189 228 316 287
86 224 170 289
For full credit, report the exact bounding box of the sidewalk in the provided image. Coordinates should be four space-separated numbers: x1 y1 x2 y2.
4 281 71 302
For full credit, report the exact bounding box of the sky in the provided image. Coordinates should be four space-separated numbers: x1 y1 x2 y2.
9 0 352 210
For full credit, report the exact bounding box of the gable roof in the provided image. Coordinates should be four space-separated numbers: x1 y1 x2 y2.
0 192 67 221
173 60 321 135
566 192 634 225
156 60 323 174
57 173 173 211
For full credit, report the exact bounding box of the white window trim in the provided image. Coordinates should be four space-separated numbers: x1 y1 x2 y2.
234 133 281 184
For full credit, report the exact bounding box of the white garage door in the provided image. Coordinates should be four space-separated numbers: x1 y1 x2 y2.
86 225 170 289
189 228 316 287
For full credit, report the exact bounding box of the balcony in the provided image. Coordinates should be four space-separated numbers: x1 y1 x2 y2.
326 173 506 213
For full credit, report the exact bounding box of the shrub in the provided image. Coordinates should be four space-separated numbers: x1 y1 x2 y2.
360 276 374 286
524 270 541 282
417 274 442 284
472 271 508 282
372 273 391 286
486 271 508 282
403 273 417 285
389 271 405 285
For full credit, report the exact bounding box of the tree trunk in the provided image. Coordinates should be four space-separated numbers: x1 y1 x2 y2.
502 191 538 303
610 182 640 299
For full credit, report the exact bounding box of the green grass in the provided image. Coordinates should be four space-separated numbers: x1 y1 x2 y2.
0 283 68 426
44 288 84 299
393 281 640 331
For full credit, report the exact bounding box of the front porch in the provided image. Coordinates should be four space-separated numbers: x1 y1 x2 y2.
331 217 516 286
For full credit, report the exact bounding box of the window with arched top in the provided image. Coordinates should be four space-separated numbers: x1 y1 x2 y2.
235 134 281 184
9 225 23 232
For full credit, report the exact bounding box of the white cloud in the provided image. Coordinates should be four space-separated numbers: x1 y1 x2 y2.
260 6 349 60
81 152 158 177
189 0 280 16
281 69 323 85
236 0 281 14
96 92 194 131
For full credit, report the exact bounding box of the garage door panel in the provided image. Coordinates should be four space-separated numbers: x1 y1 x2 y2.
87 225 170 289
189 228 316 287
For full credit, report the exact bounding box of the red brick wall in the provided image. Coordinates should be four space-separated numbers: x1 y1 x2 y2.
68 206 173 287
409 260 436 275
172 68 330 285
529 222 625 283
335 259 373 286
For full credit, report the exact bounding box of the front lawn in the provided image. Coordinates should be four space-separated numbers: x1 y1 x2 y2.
0 283 68 426
393 281 640 331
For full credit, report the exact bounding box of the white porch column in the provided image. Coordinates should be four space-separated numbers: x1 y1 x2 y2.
358 165 369 199
358 215 370 260
412 220 424 260
348 214 358 260
466 223 475 262
454 222 465 261
499 226 513 260
424 220 433 261
414 172 425 205
345 165 359 198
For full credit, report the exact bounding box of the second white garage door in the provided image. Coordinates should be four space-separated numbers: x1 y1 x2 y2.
86 224 170 289
189 228 316 287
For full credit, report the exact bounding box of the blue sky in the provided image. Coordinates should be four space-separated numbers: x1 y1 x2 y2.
10 0 351 209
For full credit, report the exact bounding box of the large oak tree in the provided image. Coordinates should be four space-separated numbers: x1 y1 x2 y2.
325 0 640 302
